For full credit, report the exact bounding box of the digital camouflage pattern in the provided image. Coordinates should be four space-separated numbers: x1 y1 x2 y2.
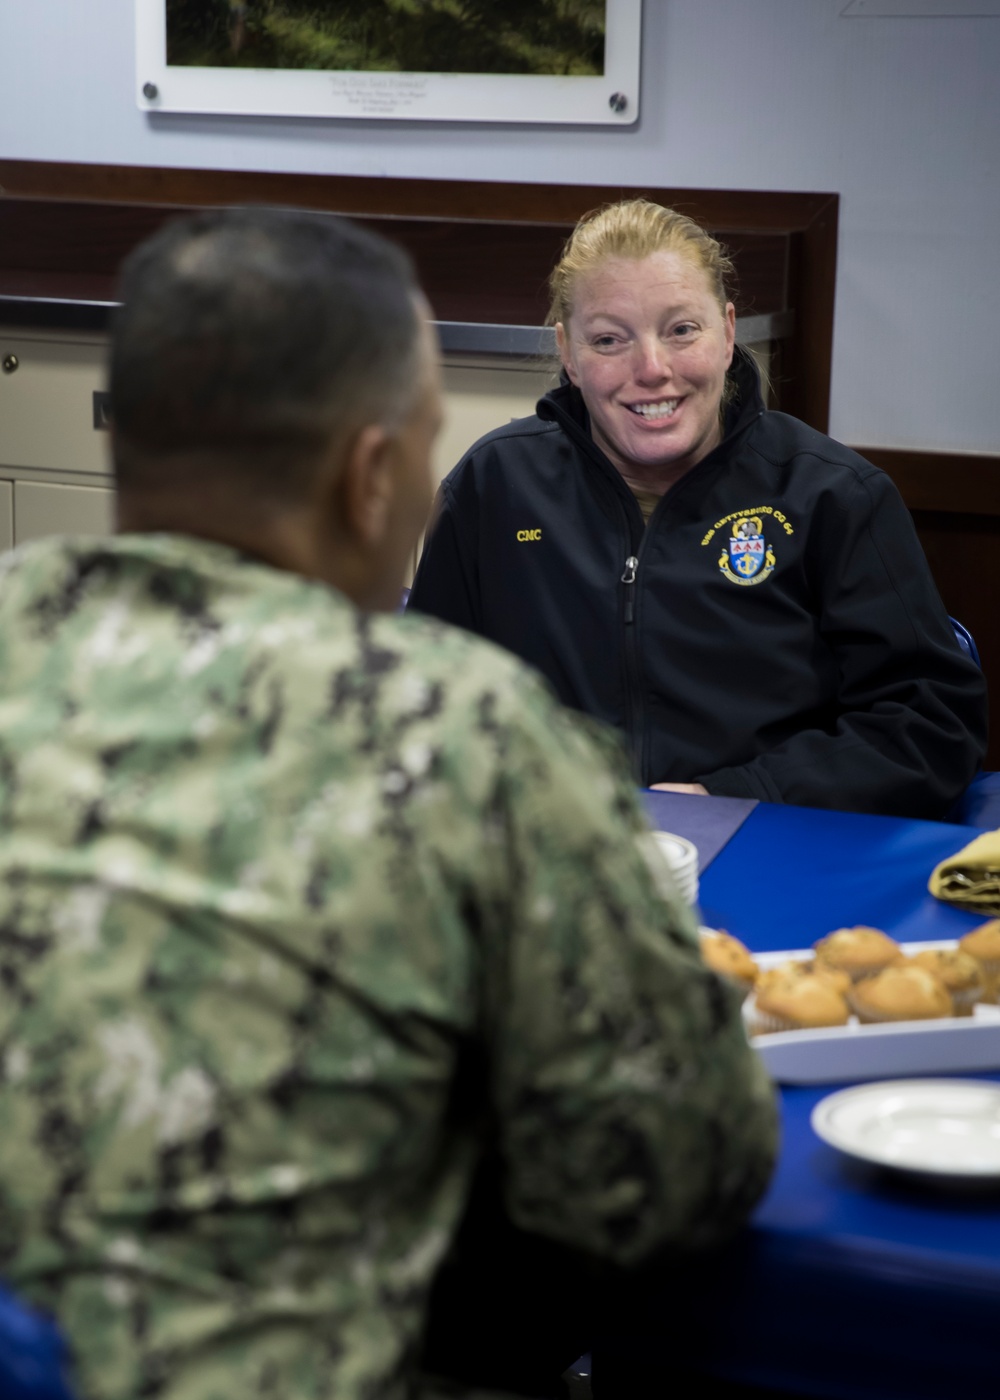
0 534 777 1400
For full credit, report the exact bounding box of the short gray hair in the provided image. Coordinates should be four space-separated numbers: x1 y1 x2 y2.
110 206 424 499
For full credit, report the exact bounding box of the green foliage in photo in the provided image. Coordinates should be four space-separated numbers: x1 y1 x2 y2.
166 0 606 77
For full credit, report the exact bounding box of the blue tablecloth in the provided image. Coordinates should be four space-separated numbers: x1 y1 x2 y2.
641 789 758 873
616 799 1000 1400
718 1075 1000 1399
697 800 986 952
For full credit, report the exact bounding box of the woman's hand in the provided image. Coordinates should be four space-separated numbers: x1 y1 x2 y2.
649 782 709 796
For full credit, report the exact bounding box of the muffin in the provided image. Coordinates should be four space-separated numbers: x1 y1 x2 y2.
749 973 850 1035
849 964 953 1023
908 947 985 1017
700 930 758 995
958 920 1000 1003
813 926 903 982
757 958 853 999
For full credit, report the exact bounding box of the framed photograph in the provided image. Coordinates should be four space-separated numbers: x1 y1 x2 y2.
135 0 641 125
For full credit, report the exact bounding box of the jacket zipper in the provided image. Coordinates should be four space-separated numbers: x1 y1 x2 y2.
620 549 645 777
621 554 638 622
542 366 765 787
621 496 670 782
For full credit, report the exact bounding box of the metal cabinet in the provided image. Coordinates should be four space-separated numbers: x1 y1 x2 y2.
13 481 115 544
0 326 554 563
0 328 114 548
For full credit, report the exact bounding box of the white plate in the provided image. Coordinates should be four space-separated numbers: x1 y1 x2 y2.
746 941 1000 1084
812 1079 1000 1178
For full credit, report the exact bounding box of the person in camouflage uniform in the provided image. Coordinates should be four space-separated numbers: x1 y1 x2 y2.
0 209 777 1400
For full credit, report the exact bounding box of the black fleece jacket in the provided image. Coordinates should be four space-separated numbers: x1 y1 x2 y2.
410 352 987 817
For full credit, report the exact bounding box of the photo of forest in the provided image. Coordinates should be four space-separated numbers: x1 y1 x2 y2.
166 0 606 76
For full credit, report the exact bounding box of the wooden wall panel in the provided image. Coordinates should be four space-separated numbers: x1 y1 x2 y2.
0 159 837 428
912 511 1000 770
0 159 838 230
860 449 1000 769
0 198 793 332
860 448 1000 517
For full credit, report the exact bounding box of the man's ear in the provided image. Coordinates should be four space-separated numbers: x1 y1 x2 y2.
338 422 394 546
555 321 579 387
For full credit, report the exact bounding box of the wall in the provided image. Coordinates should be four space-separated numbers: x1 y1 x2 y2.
1 1 998 453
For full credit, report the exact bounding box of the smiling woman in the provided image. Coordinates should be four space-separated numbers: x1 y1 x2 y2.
556 251 735 493
408 199 987 819
550 203 738 498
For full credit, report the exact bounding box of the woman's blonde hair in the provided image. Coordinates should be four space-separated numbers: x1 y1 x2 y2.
547 199 737 327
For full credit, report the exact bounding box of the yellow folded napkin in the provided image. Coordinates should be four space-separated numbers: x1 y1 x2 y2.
929 830 1000 911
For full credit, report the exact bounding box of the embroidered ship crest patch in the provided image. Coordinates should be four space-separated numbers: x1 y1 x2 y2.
718 516 775 586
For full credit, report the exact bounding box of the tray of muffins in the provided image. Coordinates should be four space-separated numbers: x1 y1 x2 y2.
700 923 1000 1084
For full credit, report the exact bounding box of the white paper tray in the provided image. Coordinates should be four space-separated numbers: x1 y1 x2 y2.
746 941 1000 1085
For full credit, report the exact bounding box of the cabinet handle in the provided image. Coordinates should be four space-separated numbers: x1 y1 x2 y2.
92 391 112 430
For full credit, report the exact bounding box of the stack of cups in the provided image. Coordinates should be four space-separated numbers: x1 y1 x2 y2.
651 831 700 906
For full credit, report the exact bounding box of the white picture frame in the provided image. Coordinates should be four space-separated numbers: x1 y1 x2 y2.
136 0 641 126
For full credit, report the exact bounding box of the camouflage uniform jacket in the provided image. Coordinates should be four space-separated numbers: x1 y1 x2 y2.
0 534 777 1400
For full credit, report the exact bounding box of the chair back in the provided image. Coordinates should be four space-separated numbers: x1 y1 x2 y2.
950 617 981 667
0 1284 76 1399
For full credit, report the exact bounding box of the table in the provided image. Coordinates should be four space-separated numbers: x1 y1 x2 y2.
602 797 1000 1400
697 799 990 955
